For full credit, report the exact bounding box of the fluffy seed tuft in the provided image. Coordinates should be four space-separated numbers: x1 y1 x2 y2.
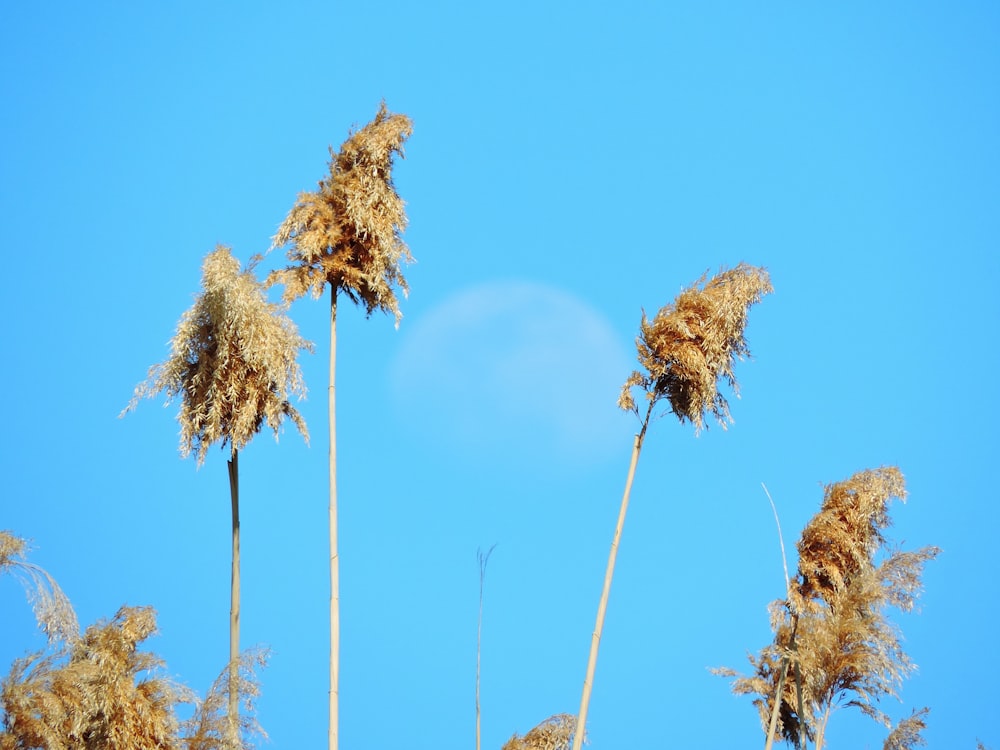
620 263 772 430
122 245 311 464
269 101 414 324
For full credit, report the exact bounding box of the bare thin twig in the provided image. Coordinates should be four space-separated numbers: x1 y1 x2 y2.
761 482 789 594
476 544 496 750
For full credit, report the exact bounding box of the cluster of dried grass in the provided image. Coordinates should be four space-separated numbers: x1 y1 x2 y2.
718 468 939 750
0 531 77 649
502 714 581 750
1 532 265 750
269 100 414 319
619 262 773 430
181 650 269 750
1 606 183 750
123 245 311 463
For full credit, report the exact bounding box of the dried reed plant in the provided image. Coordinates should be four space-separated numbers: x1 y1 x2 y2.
1 605 189 750
717 468 939 750
882 708 928 750
574 264 771 750
268 101 412 750
123 246 310 463
2 533 267 750
0 531 78 650
181 649 268 750
268 100 413 317
122 245 310 746
618 262 774 430
503 714 581 750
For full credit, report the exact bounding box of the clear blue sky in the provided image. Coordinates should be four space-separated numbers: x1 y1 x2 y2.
2 2 998 748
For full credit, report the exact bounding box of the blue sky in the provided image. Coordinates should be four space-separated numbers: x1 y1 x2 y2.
2 2 998 748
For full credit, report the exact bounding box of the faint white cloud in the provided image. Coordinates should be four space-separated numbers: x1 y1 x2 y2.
389 280 633 467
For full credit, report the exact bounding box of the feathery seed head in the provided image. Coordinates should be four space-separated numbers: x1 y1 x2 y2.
0 530 26 568
270 101 414 324
883 708 929 750
0 606 189 750
122 245 311 464
795 467 907 609
619 263 772 429
1 530 79 648
182 649 269 750
719 466 939 746
503 714 582 750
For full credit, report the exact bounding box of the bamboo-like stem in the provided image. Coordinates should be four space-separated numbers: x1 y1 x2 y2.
228 447 241 750
329 287 340 750
476 545 495 750
572 402 653 750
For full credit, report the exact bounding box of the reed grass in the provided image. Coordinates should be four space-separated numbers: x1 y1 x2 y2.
574 264 771 750
1 605 188 750
123 246 310 463
2 533 267 750
122 245 309 747
181 649 269 750
717 467 939 749
268 101 413 750
0 531 78 650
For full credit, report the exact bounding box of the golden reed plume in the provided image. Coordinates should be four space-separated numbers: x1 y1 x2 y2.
718 468 939 750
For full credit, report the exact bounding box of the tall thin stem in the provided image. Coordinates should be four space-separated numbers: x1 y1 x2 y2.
762 483 789 594
762 481 791 750
228 447 241 749
476 545 495 750
329 286 340 750
572 403 653 750
764 614 798 750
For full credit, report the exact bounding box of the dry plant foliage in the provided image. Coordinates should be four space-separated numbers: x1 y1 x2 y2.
266 101 413 750
2 536 267 750
122 246 311 463
619 263 772 430
882 708 929 750
1 606 188 750
269 101 414 320
0 531 78 651
718 468 939 749
181 649 268 750
502 714 582 750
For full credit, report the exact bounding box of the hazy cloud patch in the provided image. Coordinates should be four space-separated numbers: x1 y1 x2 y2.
389 281 633 468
